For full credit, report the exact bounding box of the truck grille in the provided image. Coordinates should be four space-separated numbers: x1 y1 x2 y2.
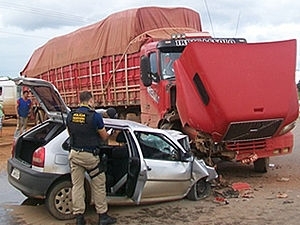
223 119 283 141
225 139 266 151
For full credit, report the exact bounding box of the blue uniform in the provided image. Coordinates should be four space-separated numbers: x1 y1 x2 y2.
17 98 31 118
66 106 105 150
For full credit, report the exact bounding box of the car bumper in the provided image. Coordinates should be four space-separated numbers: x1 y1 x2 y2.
7 158 62 198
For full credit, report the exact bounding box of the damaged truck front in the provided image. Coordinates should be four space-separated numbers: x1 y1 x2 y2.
140 37 298 172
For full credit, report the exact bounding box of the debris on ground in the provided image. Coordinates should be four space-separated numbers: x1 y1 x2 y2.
213 196 229 205
283 200 294 204
214 188 239 198
239 189 255 198
231 182 251 191
268 163 275 168
276 192 288 198
213 178 254 204
276 177 290 182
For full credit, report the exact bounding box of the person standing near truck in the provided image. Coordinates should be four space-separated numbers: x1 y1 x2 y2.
15 90 31 138
66 91 116 225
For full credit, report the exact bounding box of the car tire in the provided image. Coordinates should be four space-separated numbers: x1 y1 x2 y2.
45 180 75 220
253 157 269 173
186 178 211 201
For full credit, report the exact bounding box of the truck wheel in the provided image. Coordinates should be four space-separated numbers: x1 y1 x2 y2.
45 180 74 220
186 178 211 201
253 157 269 173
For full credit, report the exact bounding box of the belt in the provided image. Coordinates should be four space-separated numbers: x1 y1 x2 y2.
72 147 96 153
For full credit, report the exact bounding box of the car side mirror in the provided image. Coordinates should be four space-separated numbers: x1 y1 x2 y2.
140 55 152 87
181 152 192 162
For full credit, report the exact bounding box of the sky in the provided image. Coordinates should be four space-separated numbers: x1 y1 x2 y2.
0 0 299 82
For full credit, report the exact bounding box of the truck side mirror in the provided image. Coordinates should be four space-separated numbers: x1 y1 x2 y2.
140 55 152 87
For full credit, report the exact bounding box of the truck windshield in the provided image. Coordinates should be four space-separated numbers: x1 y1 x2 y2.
160 52 181 79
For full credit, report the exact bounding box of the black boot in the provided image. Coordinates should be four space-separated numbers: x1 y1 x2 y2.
98 213 117 225
76 214 86 225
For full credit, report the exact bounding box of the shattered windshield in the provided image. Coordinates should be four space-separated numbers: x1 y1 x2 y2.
160 52 181 79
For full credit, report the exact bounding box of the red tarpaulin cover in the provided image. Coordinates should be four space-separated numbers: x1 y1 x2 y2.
21 7 201 77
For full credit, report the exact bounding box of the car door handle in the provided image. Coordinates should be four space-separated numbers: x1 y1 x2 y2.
147 166 152 171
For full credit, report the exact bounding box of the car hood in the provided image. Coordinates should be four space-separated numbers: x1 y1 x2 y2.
14 77 70 120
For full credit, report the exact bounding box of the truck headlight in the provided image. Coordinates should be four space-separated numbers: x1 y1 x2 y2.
279 121 296 135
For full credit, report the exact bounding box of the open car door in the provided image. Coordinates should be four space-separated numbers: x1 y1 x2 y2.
124 130 148 203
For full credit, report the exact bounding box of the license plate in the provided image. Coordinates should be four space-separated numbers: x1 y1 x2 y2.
11 168 20 180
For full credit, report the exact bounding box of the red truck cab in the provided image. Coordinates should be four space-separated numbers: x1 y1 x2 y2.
140 33 298 172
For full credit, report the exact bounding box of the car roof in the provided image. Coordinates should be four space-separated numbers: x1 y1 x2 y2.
104 118 172 134
104 118 151 130
104 118 188 143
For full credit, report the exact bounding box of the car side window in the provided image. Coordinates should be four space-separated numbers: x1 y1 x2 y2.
134 131 179 161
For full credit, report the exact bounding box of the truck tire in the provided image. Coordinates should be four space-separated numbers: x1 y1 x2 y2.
45 180 74 220
253 157 269 173
186 178 211 201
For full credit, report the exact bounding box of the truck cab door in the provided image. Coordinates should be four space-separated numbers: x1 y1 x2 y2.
140 51 163 127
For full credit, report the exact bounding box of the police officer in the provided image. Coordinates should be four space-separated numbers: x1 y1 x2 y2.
66 91 116 225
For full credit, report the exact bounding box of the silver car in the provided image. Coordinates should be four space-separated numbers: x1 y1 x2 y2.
7 77 218 220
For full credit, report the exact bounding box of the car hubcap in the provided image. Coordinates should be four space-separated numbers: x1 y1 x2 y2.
55 187 73 215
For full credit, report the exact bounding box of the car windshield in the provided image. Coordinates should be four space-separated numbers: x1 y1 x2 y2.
160 52 181 79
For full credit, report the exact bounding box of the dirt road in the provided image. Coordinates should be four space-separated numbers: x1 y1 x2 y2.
1 119 300 225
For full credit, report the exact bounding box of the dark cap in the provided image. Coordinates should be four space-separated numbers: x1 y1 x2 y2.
106 107 117 119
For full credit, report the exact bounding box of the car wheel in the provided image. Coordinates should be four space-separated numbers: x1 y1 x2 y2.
253 157 269 173
45 180 74 220
186 178 211 201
